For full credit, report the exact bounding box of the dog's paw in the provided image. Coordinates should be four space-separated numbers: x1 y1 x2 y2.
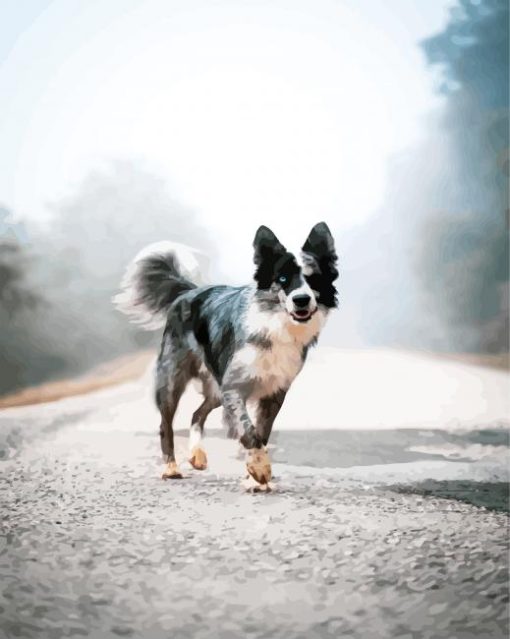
189 446 208 470
242 474 274 493
246 448 271 485
162 461 183 480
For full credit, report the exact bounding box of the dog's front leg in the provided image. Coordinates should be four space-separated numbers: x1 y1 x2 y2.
222 388 271 485
222 388 260 447
256 389 287 446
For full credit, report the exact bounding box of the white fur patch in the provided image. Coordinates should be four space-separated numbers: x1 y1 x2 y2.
133 241 205 284
300 252 318 276
245 300 327 346
189 423 202 451
284 281 317 316
197 364 222 401
113 241 205 330
238 300 328 398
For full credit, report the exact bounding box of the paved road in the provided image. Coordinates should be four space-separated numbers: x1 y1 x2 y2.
0 352 509 639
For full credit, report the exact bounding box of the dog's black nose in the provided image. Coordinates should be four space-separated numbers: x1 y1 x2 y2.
293 294 311 309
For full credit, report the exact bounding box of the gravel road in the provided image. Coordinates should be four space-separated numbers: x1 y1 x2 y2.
0 352 509 639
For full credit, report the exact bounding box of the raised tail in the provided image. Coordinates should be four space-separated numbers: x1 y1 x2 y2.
113 241 204 330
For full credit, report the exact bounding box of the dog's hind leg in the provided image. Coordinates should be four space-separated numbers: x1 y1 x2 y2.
255 389 287 446
188 380 221 470
156 362 189 480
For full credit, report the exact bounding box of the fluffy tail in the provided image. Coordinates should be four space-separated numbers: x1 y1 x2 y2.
113 241 204 330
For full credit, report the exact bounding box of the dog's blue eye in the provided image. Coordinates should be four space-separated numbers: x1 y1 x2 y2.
278 275 287 284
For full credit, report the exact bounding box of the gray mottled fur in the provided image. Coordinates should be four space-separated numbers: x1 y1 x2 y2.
116 225 337 465
155 285 307 459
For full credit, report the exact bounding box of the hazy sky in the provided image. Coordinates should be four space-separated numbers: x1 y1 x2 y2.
1 0 452 274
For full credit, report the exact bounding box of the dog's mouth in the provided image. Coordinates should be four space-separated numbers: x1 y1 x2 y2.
290 308 317 323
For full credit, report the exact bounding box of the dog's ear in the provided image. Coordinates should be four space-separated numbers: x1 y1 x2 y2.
253 226 286 263
302 222 339 307
302 222 336 262
253 225 287 288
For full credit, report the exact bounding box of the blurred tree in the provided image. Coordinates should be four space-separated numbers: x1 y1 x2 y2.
0 206 42 314
415 0 509 353
0 207 59 393
0 242 40 313
0 165 212 394
0 205 39 313
342 0 508 355
31 161 211 375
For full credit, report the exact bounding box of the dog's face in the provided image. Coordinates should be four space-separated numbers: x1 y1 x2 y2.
253 222 338 323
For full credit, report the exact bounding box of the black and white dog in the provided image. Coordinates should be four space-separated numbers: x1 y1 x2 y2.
115 223 338 485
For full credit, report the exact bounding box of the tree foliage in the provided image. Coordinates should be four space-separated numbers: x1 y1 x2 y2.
0 243 40 314
0 164 210 394
415 0 509 352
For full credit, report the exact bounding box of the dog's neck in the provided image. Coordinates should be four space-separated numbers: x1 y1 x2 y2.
246 290 327 349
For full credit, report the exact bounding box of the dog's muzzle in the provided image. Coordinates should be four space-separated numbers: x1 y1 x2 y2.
289 293 316 322
291 307 317 323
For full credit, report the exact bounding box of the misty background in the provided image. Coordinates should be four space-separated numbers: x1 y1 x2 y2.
0 0 508 395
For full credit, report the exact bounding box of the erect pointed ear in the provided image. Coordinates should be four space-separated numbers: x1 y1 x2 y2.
253 225 287 289
253 225 286 265
302 222 338 308
302 221 338 283
302 222 336 259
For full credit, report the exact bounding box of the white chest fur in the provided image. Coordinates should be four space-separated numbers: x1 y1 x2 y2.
233 303 327 399
238 339 304 399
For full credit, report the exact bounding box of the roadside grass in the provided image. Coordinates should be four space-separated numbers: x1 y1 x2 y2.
0 350 155 409
0 348 506 410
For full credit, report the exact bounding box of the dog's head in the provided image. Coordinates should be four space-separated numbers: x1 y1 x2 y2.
253 222 338 323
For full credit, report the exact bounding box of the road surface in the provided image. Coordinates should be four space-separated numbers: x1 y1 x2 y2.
0 349 509 638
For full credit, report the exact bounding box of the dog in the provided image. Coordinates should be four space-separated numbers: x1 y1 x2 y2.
115 223 338 485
